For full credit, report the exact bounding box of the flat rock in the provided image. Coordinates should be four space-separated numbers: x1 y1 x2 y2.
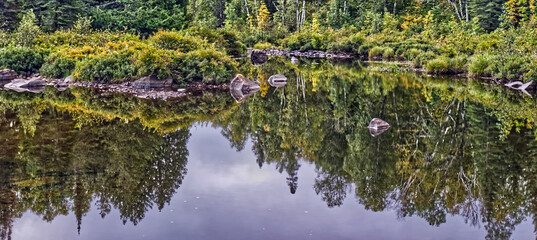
4 79 46 93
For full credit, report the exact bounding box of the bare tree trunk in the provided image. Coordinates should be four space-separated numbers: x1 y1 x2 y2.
393 0 397 14
245 0 250 18
296 0 300 30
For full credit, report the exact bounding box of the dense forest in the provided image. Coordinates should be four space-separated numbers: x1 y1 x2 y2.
0 0 536 82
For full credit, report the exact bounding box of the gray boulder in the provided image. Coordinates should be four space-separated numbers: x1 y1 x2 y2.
268 74 288 88
133 75 173 89
230 74 261 103
0 69 17 81
251 50 269 66
368 118 391 137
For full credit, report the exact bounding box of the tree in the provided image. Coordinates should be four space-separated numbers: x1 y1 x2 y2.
469 0 506 31
257 2 272 30
15 10 41 47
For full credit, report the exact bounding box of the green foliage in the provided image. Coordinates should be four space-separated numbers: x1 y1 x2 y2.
413 51 438 68
253 42 273 49
369 46 385 58
401 48 424 61
15 10 41 47
425 56 450 74
150 30 203 52
75 52 137 82
382 47 395 59
0 47 46 73
176 49 236 83
469 53 496 77
40 52 76 78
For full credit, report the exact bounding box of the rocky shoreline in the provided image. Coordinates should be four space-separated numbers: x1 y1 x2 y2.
249 48 354 59
0 69 229 100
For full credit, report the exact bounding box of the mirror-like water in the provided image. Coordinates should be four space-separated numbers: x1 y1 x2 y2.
1 58 537 240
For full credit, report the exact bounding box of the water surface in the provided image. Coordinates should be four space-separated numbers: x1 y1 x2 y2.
1 58 537 240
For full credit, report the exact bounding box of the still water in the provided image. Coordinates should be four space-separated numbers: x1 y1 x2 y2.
1 58 537 240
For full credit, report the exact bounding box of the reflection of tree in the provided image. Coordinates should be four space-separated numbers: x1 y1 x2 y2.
0 106 191 232
4 58 537 239
220 59 537 239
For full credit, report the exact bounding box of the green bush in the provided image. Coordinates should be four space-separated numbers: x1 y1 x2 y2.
425 56 450 74
495 54 530 80
469 54 495 77
75 53 137 82
448 55 468 73
413 51 438 68
175 49 236 84
150 30 202 52
369 46 385 58
357 44 372 56
253 42 273 49
0 47 46 73
401 48 424 61
383 47 395 59
40 52 77 78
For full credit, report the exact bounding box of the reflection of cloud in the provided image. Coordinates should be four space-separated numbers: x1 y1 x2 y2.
9 125 526 240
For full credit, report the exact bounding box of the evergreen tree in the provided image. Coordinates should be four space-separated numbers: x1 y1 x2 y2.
0 0 23 30
469 0 506 31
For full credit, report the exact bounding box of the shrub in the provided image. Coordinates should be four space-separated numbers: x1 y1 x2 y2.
383 47 395 59
469 54 495 77
150 30 202 52
0 30 10 48
75 53 137 82
425 56 450 74
401 48 424 61
0 47 46 73
40 53 77 78
357 44 372 56
413 51 437 68
448 55 468 73
134 47 172 79
175 49 236 84
369 46 385 58
253 42 273 49
495 54 530 80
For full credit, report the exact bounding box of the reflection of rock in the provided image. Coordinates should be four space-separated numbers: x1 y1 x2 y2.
291 57 299 64
4 79 46 93
230 74 261 103
368 118 390 137
0 69 17 81
133 75 173 89
268 74 288 88
505 80 535 96
251 50 269 66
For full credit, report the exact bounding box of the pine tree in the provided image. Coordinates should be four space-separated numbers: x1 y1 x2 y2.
469 0 506 31
0 0 23 30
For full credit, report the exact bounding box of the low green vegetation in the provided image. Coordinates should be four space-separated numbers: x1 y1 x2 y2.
1 0 537 83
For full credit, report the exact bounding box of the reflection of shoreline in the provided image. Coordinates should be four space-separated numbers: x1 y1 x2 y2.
0 110 190 238
1 58 537 240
